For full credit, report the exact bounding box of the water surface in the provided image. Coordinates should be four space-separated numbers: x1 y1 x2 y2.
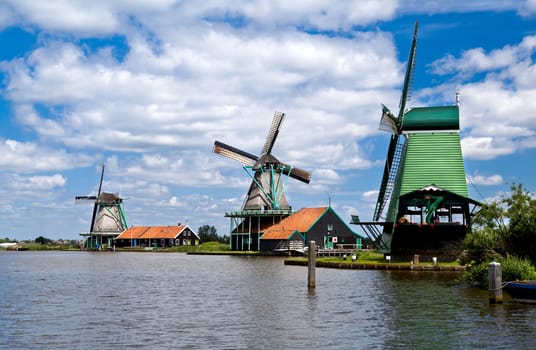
1 251 534 349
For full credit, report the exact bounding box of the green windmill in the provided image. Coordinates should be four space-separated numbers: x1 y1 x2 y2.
352 22 481 256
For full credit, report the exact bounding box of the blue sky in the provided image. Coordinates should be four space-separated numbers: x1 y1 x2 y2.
1 1 536 240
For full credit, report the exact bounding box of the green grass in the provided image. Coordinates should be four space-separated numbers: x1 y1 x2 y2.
287 250 464 267
170 241 231 253
16 243 65 250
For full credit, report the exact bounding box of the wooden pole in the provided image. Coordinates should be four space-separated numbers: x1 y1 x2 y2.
308 240 316 289
488 262 503 304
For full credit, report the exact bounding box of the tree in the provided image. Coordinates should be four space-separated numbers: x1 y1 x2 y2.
35 236 52 245
504 183 536 263
196 225 224 243
462 183 536 285
467 183 536 263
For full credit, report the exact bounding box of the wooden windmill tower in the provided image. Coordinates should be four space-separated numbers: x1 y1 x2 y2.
213 111 311 250
351 22 480 257
76 164 128 249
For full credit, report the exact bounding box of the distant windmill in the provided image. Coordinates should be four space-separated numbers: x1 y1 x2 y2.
76 164 127 248
213 111 311 211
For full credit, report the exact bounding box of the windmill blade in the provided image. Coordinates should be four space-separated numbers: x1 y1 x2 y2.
280 162 312 184
75 195 97 203
288 167 311 184
398 20 418 121
261 111 285 155
90 164 106 233
374 135 399 221
213 140 257 166
373 133 406 222
379 104 398 134
89 202 98 233
96 164 105 197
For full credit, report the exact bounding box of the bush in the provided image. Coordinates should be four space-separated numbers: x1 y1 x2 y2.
463 255 536 286
500 256 536 282
463 261 489 286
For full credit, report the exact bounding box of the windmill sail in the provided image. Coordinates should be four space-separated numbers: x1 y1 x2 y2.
213 141 257 165
373 21 418 222
398 21 418 121
91 164 105 232
288 166 312 184
213 111 311 211
261 111 285 155
374 134 405 221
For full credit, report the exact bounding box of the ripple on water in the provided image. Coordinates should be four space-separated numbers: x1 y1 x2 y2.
1 252 535 349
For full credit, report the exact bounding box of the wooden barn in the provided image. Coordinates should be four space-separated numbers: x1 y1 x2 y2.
260 207 364 253
115 224 199 248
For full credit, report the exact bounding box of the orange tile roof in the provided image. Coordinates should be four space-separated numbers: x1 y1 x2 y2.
116 225 188 240
261 207 328 240
261 229 298 240
116 226 150 239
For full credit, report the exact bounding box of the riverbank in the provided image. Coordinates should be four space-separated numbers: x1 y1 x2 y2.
284 258 466 271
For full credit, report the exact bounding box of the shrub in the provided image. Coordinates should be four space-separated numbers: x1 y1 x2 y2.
463 255 535 286
500 256 536 282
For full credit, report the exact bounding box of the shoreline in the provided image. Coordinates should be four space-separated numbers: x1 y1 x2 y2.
284 259 466 271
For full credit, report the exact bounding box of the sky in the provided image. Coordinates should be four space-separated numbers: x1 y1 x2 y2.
1 0 536 241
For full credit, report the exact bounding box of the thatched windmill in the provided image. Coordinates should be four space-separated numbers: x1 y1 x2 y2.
213 111 312 250
76 164 128 249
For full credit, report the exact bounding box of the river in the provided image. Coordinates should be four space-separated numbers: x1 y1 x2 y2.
1 251 534 349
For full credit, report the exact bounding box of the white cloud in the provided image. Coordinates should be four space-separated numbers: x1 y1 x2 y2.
0 138 95 173
520 0 536 15
461 136 516 160
363 190 379 201
0 0 179 34
313 168 341 184
0 0 399 35
423 34 536 161
430 47 519 76
11 174 67 190
467 173 504 186
2 23 399 172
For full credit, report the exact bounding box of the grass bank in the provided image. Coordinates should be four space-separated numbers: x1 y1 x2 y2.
285 250 465 271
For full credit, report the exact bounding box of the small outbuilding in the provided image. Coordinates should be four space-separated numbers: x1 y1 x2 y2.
115 224 199 248
260 207 364 253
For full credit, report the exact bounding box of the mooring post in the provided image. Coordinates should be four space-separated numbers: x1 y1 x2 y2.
308 240 316 289
413 254 419 266
488 262 503 304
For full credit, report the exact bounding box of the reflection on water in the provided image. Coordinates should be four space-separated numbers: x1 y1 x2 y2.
1 251 535 349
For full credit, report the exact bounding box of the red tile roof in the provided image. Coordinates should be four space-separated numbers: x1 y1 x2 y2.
261 207 328 240
116 225 190 240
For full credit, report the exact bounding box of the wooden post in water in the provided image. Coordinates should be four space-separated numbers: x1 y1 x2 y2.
308 240 316 289
488 262 503 304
